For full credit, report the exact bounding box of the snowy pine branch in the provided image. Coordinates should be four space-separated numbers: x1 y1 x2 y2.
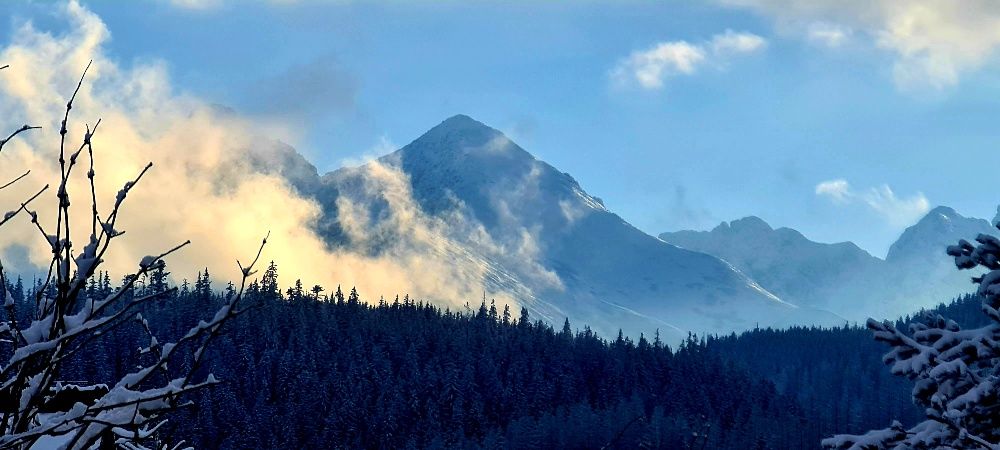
823 233 1000 449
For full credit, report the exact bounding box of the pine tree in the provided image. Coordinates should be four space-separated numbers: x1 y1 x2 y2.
824 231 1000 448
261 261 280 298
149 263 171 294
518 307 531 329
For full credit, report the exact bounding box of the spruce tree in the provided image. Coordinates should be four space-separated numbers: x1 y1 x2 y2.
824 231 1000 448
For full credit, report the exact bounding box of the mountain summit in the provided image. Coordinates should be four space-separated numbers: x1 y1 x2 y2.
887 206 992 264
417 114 508 148
303 115 828 338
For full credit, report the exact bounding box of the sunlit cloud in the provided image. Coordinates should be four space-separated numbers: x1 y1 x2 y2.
0 1 544 313
718 0 1000 90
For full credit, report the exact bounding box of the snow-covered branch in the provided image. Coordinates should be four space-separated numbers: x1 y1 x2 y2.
823 233 1000 449
0 63 263 449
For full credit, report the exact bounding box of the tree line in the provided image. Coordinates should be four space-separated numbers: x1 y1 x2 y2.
4 262 985 449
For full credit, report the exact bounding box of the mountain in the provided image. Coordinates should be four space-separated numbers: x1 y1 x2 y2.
292 115 830 338
660 206 993 321
659 217 882 319
881 206 992 314
887 206 993 265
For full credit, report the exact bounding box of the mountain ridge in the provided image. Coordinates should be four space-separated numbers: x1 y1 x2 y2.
299 114 838 338
660 208 993 320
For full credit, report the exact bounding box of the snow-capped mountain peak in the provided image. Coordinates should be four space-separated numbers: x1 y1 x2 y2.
661 205 998 322
886 205 992 263
305 115 821 338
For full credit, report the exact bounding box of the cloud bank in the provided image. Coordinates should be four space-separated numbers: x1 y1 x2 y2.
611 30 767 90
0 1 531 311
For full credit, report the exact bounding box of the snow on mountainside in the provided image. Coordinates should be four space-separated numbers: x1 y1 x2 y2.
660 217 881 320
882 206 993 315
660 206 994 322
887 206 993 265
285 115 832 339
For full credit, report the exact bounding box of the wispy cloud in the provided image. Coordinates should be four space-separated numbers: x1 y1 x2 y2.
611 30 767 90
815 179 929 226
719 0 1000 90
815 179 852 204
711 29 769 54
167 0 223 10
337 135 397 168
806 22 852 48
167 0 301 10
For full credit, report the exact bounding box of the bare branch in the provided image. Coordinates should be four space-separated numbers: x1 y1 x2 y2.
0 184 48 229
0 170 30 192
0 124 42 155
0 59 263 449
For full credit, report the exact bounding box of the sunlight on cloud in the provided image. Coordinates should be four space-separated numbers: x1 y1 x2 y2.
815 179 929 226
328 160 533 309
719 0 1000 90
611 30 766 90
0 1 526 311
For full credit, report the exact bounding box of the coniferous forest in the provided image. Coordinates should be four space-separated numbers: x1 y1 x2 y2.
2 263 985 449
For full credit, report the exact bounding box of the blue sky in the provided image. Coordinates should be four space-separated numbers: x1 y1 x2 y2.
5 0 1000 257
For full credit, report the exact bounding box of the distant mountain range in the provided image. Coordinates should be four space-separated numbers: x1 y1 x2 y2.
260 114 993 339
660 206 993 321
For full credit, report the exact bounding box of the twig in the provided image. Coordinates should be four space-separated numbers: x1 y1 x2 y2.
0 170 29 191
0 125 42 155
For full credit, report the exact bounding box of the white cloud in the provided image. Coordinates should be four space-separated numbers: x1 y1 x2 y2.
807 22 852 48
815 179 851 203
711 29 768 54
611 30 767 90
337 135 396 168
719 0 1000 90
861 184 930 226
167 0 302 10
167 0 223 10
815 179 930 226
612 42 705 89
